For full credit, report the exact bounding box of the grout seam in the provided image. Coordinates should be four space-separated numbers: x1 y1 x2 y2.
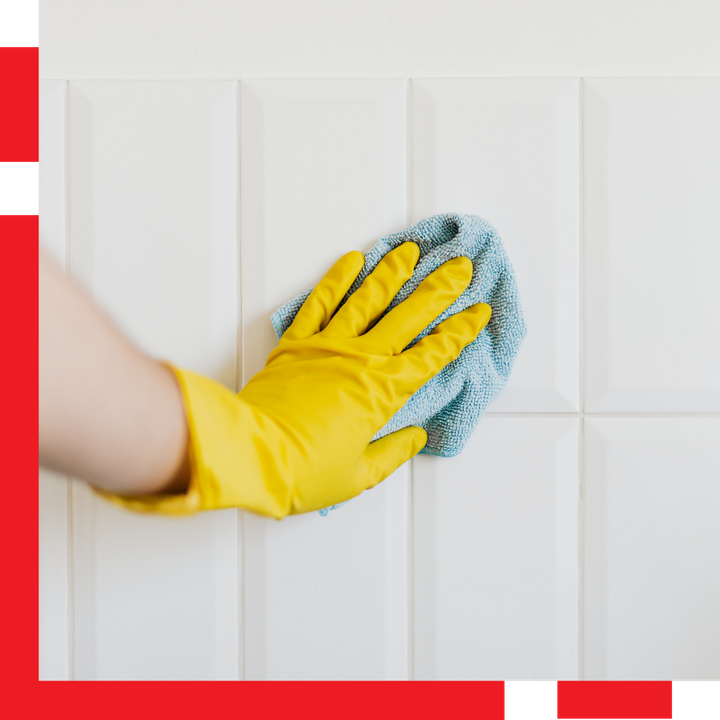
405 77 414 682
235 79 245 682
578 418 586 681
63 78 76 682
578 76 586 681
485 411 720 418
406 78 413 232
66 477 75 681
407 455 414 681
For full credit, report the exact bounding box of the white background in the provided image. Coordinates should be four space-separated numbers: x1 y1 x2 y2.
39 1 720 681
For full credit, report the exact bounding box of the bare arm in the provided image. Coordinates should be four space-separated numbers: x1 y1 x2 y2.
39 249 189 495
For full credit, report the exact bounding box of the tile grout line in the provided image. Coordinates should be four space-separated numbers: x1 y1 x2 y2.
485 411 720 418
235 79 245 682
407 454 415 681
63 78 76 683
405 77 415 682
578 76 586 682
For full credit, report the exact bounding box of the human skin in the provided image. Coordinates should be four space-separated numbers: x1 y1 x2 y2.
39 249 190 495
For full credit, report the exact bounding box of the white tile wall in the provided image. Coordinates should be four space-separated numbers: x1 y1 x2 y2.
68 81 239 382
412 79 579 412
38 469 69 681
38 76 720 681
584 418 720 679
585 79 720 412
413 418 578 680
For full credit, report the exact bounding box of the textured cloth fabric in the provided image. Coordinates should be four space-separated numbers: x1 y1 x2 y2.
271 214 526 509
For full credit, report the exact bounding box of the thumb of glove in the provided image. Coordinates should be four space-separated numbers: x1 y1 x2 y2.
361 426 428 489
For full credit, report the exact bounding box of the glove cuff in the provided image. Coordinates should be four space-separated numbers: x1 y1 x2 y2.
95 366 291 518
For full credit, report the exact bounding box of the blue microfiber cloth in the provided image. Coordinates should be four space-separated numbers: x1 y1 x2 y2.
271 213 526 514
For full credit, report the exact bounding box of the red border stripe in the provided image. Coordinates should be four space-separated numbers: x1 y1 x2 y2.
558 681 672 719
25 681 505 719
0 47 39 161
0 216 39 692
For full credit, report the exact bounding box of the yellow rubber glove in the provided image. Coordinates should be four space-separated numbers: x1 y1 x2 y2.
100 242 491 518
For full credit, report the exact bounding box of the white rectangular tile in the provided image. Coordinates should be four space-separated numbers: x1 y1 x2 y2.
240 79 409 679
412 79 579 412
585 418 720 679
72 483 238 680
38 470 69 681
240 78 407 382
69 81 238 382
413 418 579 679
39 80 69 681
68 81 239 680
585 79 720 412
243 473 409 680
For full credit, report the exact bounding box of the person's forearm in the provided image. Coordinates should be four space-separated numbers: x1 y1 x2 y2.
39 250 190 495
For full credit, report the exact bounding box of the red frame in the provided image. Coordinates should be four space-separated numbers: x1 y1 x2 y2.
0 31 676 720
0 47 38 161
558 681 672 719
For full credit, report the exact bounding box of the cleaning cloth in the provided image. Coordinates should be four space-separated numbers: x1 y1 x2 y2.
271 214 526 509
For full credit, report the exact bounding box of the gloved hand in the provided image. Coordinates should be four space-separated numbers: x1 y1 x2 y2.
100 242 491 518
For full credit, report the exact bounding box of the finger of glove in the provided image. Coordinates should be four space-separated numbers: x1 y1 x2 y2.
364 256 473 355
362 426 427 489
400 302 492 386
283 251 365 340
322 242 419 338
